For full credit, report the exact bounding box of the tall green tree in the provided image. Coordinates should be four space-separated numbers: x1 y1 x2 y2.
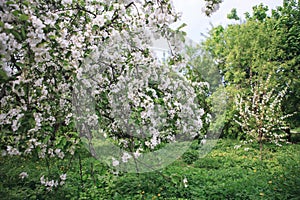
271 0 300 128
204 1 299 139
185 44 227 139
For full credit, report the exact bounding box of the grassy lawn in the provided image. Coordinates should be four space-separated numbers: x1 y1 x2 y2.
1 139 300 199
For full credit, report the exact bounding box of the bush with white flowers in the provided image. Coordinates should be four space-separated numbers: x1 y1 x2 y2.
234 74 294 159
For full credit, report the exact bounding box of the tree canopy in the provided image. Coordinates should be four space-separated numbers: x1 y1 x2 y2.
203 0 299 139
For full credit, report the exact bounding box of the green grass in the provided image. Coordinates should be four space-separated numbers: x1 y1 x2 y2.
1 139 300 200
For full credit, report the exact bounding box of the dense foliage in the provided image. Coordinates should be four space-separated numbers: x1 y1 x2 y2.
203 0 300 140
1 139 299 199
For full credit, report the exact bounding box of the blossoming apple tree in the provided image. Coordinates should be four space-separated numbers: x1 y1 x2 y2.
0 0 220 190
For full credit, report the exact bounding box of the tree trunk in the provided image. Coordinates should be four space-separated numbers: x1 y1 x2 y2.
285 127 291 142
258 130 263 161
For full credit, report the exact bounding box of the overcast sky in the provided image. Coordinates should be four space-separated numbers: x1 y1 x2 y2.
172 0 283 43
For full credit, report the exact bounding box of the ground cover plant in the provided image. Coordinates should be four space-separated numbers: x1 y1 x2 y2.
1 139 299 199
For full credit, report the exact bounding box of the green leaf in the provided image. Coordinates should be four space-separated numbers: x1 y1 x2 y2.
177 23 187 31
43 135 51 144
22 1 30 6
19 14 29 21
16 62 25 68
21 27 26 38
49 35 56 40
0 68 8 83
12 10 20 17
11 30 22 41
5 1 15 5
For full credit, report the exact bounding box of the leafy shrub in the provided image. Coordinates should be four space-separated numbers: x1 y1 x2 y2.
182 150 199 164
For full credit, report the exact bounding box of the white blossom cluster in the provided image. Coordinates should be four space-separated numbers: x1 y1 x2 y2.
183 177 188 188
40 173 67 191
202 0 222 16
19 171 29 179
